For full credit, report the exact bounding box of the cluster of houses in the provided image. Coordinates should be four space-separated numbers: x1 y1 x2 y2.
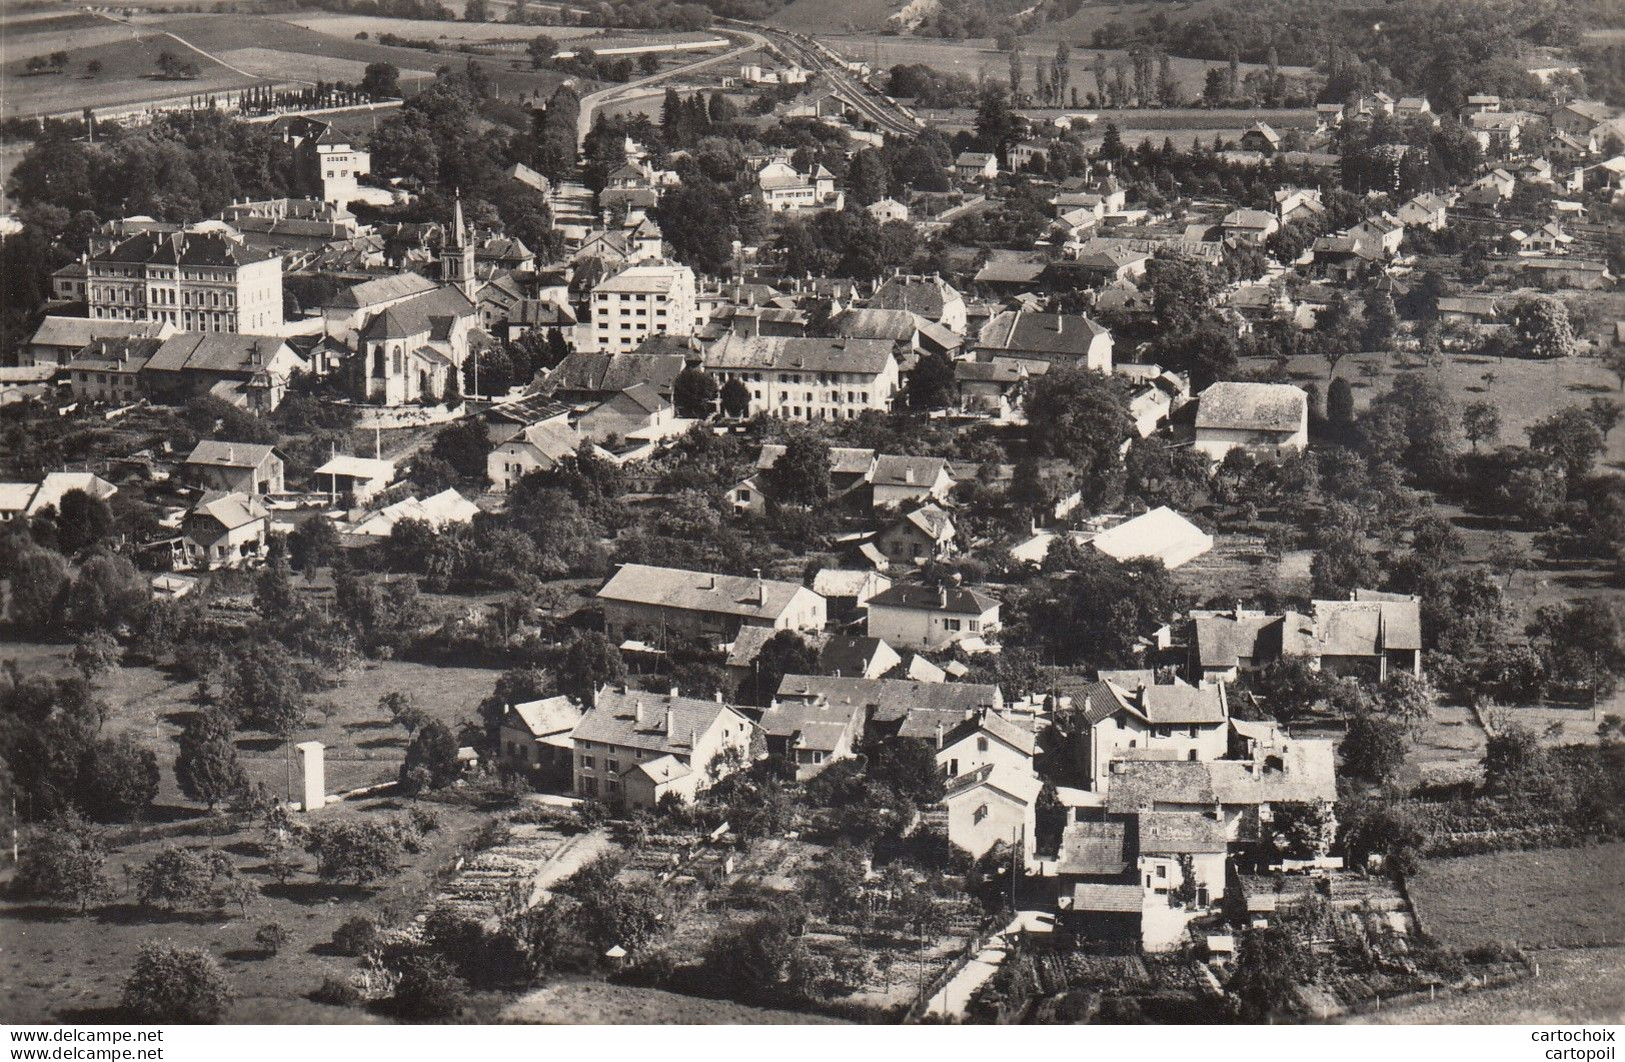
492 551 1397 949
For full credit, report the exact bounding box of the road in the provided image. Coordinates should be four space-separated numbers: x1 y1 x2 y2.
575 29 769 147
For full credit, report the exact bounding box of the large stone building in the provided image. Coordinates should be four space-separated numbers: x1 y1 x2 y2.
87 231 283 334
703 335 900 421
589 263 698 354
275 115 372 206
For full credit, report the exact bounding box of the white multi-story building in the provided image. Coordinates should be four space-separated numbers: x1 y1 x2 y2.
87 231 283 334
589 262 698 353
703 335 900 421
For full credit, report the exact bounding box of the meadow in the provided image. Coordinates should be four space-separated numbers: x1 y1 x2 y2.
1406 843 1625 950
0 32 256 119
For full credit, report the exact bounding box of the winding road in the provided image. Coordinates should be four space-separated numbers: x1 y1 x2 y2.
575 29 769 147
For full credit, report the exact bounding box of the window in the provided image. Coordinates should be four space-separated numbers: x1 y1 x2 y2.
972 804 988 824
1156 864 1167 878
944 618 962 632
1188 726 1200 739
607 759 619 774
580 754 595 770
976 737 989 753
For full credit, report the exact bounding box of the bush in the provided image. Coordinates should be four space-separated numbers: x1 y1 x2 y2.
332 915 381 957
391 955 468 1020
121 942 234 1023
255 921 291 956
310 974 362 1006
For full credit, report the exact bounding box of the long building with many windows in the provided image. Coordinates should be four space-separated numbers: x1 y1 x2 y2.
87 231 283 334
588 262 698 353
703 334 900 421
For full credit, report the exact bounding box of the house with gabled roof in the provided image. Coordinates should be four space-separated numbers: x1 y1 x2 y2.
25 316 173 369
1193 381 1308 461
759 687 867 780
143 332 307 412
1070 679 1231 790
1190 608 1318 684
942 763 1040 862
869 274 968 335
1311 590 1422 680
499 695 584 782
704 334 900 421
875 503 957 564
571 687 756 807
181 440 285 496
180 491 270 570
870 454 954 509
954 151 999 182
975 309 1113 373
935 707 1036 779
597 562 826 642
865 583 1000 652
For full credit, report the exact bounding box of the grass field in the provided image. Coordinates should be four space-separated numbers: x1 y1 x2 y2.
0 32 258 119
2 640 502 811
1349 944 1625 1024
286 13 607 42
501 979 848 1023
216 47 434 84
0 11 139 62
1407 844 1625 951
820 35 1312 101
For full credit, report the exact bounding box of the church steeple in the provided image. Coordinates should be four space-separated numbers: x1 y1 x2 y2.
442 190 475 299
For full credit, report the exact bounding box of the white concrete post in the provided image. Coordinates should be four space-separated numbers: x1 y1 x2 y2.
294 741 326 811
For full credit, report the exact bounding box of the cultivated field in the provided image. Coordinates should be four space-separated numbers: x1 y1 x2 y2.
1407 844 1625 951
215 48 434 85
501 979 848 1023
0 795 492 1024
0 10 141 62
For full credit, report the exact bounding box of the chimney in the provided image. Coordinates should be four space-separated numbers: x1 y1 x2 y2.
936 721 944 749
664 708 675 740
690 728 697 750
634 698 644 726
903 467 915 485
669 685 680 698
939 586 948 609
714 689 723 704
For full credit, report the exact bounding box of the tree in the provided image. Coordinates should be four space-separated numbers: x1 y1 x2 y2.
289 515 340 572
763 433 832 507
381 691 429 737
175 709 249 810
303 820 402 886
557 630 625 703
400 720 461 793
1481 722 1550 798
1229 920 1316 1021
1325 377 1356 433
1340 711 1408 784
65 553 149 633
672 366 717 419
55 489 113 555
1361 290 1399 351
739 630 820 708
15 812 110 914
1588 397 1623 443
1378 671 1434 729
1461 400 1501 451
360 62 401 99
1527 405 1605 482
526 33 558 68
86 59 103 77
8 547 70 636
220 643 307 737
121 942 234 1024
72 630 120 680
1508 297 1575 360
720 378 751 418
903 351 957 411
78 734 159 821
135 846 218 909
464 0 489 19
1024 366 1133 501
1269 800 1335 859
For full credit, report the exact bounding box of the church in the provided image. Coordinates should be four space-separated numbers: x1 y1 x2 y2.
356 198 481 406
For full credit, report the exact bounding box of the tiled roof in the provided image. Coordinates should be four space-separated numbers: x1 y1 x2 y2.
775 674 1000 724
359 285 475 342
546 352 684 398
870 275 962 320
572 687 748 756
1069 883 1143 913
759 695 862 751
1195 381 1307 433
867 583 999 616
146 333 294 375
28 316 168 350
1313 592 1422 654
183 441 280 469
597 563 814 621
942 762 1041 805
92 230 277 267
507 695 583 738
1134 684 1227 725
1058 820 1132 875
871 453 948 488
190 491 268 531
943 709 1036 756
1136 811 1227 854
977 310 1107 360
705 334 895 376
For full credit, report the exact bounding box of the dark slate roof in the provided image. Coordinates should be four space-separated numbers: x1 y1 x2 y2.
867 583 1000 616
359 285 475 342
774 674 1000 725
977 310 1108 359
